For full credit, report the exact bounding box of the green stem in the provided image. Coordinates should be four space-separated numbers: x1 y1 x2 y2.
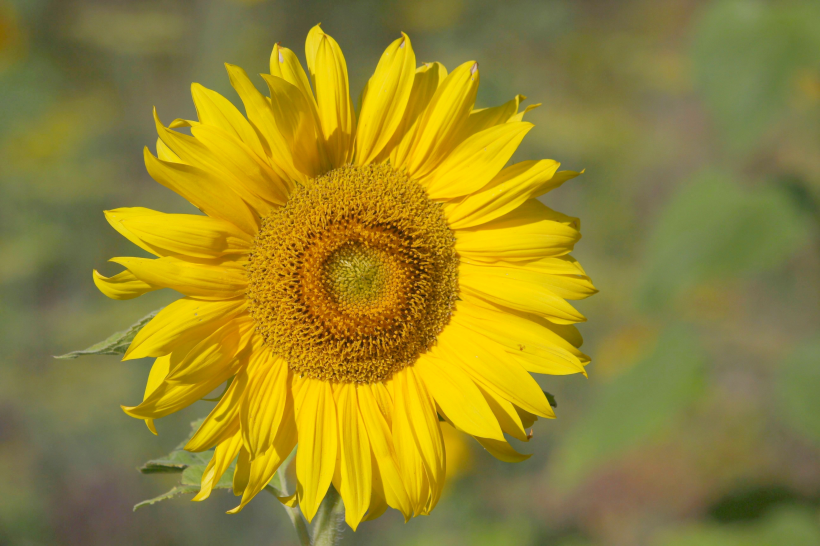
268 456 312 546
311 487 345 546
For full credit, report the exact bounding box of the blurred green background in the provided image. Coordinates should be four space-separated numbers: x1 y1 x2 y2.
2 0 820 544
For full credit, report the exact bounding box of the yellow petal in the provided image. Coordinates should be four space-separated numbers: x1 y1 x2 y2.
454 300 588 376
190 83 268 160
415 351 505 441
225 63 303 184
403 60 479 179
142 355 171 435
455 199 581 263
157 138 183 163
271 44 327 161
362 460 390 522
308 27 356 167
459 264 586 325
444 160 567 229
466 260 597 301
123 362 232 420
304 24 323 76
260 75 309 145
358 384 412 519
473 381 528 442
169 118 197 129
271 44 318 109
186 372 246 452
393 367 445 514
193 431 244 501
143 147 258 235
241 353 291 459
336 384 372 530
461 94 525 138
423 121 533 200
261 74 329 177
437 323 555 419
509 102 541 122
232 448 251 496
104 207 166 257
111 210 253 260
92 269 158 300
355 33 416 165
142 355 171 400
475 437 531 463
110 256 247 300
392 391 429 515
370 381 394 428
190 123 290 206
536 169 584 197
154 109 276 218
277 492 298 507
228 401 298 513
500 253 588 275
164 317 254 384
294 377 338 521
125 297 246 361
389 62 448 167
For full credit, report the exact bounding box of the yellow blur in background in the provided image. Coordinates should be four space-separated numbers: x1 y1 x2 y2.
2 0 820 544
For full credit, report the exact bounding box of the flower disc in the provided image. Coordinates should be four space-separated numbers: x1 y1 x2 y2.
246 164 459 383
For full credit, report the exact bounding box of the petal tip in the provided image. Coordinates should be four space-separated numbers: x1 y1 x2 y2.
226 504 244 515
146 419 158 435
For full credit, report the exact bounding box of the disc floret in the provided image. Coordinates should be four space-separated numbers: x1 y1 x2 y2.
247 164 458 383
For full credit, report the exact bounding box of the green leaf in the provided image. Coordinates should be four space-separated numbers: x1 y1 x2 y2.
776 339 820 446
692 0 820 153
135 462 237 511
181 463 236 490
54 308 161 359
639 171 808 311
139 418 207 474
134 418 237 510
180 464 210 486
135 444 286 511
133 485 201 511
550 327 705 489
139 449 211 474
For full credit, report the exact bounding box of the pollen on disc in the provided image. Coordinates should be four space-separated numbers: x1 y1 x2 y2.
246 164 458 384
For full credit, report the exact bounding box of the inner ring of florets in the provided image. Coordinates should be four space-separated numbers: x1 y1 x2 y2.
246 164 459 384
322 242 396 311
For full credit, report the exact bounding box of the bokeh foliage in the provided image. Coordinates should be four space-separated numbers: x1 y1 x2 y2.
2 0 820 544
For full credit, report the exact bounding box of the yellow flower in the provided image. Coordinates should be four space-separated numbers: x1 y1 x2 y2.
95 25 595 528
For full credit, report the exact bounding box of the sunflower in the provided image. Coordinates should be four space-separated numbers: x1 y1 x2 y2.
95 25 595 528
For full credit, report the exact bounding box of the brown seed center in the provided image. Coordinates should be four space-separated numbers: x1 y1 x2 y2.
246 164 458 383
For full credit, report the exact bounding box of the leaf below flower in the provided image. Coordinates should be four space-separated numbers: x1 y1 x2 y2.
54 309 162 359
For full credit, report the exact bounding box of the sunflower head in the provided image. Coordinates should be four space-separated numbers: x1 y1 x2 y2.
98 23 596 530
